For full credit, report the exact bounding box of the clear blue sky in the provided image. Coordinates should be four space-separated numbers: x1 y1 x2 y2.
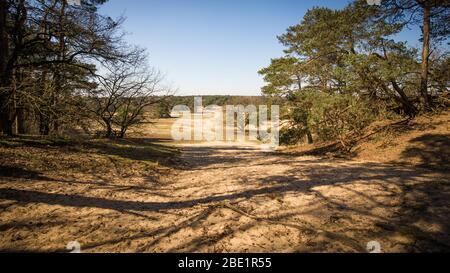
99 0 421 96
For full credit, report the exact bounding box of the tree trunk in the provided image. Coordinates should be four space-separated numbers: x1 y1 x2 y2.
296 75 302 91
1 0 27 136
306 129 314 144
420 2 432 111
0 0 7 77
0 112 13 135
103 118 113 138
118 129 126 139
51 0 67 136
39 113 50 136
391 80 418 117
374 76 417 117
0 0 12 135
16 106 26 134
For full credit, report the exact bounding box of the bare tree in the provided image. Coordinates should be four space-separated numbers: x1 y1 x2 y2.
88 50 170 138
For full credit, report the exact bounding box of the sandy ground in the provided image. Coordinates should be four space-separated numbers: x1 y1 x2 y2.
1 137 449 253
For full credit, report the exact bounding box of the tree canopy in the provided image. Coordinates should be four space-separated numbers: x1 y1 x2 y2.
259 0 449 145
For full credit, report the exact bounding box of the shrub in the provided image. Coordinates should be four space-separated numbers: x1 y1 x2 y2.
280 91 375 145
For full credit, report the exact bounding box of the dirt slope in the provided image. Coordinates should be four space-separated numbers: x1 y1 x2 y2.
354 111 450 168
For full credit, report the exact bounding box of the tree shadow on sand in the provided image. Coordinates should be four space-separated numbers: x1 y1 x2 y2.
400 134 450 171
1 157 449 252
0 166 50 181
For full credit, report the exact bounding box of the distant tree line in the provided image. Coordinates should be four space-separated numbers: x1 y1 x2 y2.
259 0 449 145
0 0 169 138
152 96 269 118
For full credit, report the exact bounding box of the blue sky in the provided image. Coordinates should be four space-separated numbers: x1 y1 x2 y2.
99 0 422 96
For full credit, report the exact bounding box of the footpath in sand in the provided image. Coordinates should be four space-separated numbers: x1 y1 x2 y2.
2 137 448 253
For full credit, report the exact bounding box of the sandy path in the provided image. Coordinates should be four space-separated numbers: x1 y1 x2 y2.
151 142 450 253
1 141 449 253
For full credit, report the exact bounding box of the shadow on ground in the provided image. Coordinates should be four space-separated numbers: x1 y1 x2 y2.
1 154 448 252
400 134 450 171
